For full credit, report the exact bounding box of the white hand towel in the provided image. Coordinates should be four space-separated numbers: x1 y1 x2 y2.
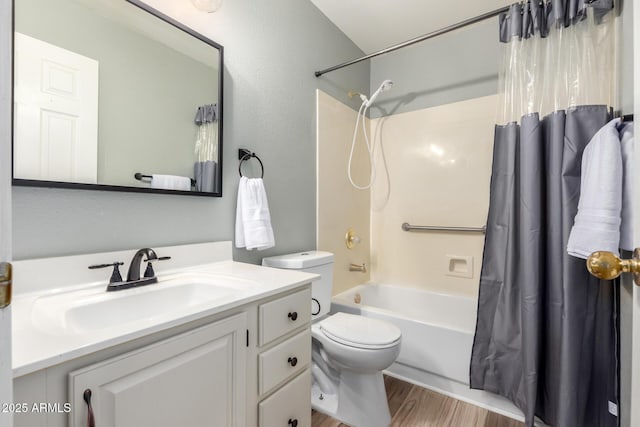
235 177 275 250
619 122 634 251
151 174 192 191
567 118 623 259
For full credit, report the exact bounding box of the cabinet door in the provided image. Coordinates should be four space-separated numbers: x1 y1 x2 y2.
69 313 247 427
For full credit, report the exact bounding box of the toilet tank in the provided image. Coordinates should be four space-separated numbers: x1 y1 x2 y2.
262 251 334 319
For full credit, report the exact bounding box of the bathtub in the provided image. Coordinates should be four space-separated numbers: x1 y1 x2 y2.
331 283 477 385
331 283 524 420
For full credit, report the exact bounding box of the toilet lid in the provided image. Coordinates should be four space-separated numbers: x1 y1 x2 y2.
320 312 401 349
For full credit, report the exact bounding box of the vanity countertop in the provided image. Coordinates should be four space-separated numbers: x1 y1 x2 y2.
11 259 318 378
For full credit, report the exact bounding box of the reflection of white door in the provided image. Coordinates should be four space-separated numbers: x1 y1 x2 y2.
14 32 99 184
1 2 12 426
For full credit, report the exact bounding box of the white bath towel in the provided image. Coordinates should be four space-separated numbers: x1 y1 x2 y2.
151 174 192 191
619 122 634 251
235 177 275 250
567 118 623 259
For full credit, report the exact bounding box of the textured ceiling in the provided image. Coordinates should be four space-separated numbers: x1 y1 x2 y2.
309 0 514 53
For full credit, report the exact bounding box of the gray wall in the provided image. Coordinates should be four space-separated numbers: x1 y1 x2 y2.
370 3 634 119
369 18 499 119
12 0 370 262
15 0 218 187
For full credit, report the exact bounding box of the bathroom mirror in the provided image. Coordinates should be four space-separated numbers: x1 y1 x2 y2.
13 0 224 196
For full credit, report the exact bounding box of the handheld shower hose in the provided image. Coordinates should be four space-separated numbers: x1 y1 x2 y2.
348 80 393 190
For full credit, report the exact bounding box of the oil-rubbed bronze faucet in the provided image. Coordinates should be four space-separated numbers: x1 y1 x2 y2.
88 248 171 291
126 248 159 283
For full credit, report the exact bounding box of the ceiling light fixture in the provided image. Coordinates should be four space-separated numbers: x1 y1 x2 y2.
190 0 222 13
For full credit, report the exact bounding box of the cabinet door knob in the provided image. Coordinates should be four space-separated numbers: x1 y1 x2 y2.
288 418 298 427
288 356 298 367
288 311 298 321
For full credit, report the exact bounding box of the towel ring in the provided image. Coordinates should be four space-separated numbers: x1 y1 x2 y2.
238 149 264 178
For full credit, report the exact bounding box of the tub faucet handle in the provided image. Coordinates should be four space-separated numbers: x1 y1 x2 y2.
349 263 367 273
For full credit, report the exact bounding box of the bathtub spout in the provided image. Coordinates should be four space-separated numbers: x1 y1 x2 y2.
349 263 367 273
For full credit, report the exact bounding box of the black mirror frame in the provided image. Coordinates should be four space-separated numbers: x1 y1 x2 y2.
11 0 224 197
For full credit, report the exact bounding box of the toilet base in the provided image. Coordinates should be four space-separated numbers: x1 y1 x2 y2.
311 369 391 427
311 382 338 417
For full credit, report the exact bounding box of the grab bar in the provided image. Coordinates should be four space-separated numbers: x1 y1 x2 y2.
401 222 486 234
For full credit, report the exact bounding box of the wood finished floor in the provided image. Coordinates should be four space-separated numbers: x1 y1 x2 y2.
312 376 525 427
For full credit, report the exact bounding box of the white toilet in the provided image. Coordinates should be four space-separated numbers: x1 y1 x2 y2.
262 251 401 427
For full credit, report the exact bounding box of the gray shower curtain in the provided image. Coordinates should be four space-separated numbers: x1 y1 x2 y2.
194 104 219 192
469 2 618 427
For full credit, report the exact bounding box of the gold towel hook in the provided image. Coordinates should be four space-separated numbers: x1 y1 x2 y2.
586 249 640 285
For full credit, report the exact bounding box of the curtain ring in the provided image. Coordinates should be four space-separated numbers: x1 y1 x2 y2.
238 152 265 178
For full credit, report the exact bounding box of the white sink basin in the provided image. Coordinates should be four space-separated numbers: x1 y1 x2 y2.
31 273 259 335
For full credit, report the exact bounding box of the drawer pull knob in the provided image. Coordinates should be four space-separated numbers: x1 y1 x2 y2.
288 356 298 367
288 311 298 321
288 418 298 427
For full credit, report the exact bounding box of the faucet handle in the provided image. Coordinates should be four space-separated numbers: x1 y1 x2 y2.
143 256 171 278
88 262 124 283
145 256 171 262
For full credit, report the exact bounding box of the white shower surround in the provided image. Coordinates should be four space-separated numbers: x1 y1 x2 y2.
316 92 518 417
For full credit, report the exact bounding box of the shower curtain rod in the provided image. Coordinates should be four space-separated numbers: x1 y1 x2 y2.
314 6 511 77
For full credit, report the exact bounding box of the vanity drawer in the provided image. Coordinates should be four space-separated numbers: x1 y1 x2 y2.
259 369 311 427
259 288 311 346
259 329 311 396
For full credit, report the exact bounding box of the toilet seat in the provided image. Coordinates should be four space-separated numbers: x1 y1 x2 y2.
319 312 401 350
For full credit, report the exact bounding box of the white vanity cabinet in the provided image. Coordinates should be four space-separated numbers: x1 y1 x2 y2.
68 313 247 427
12 284 313 427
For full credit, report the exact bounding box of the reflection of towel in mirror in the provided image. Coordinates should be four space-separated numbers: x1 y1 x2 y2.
235 177 275 250
150 174 191 191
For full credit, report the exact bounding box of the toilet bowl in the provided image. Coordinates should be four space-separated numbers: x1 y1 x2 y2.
311 313 401 426
313 312 401 372
262 251 402 427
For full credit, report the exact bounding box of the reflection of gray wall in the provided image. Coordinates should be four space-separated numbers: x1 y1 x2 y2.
16 0 218 186
12 0 369 261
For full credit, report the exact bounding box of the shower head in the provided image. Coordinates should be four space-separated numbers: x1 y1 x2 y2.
365 79 394 107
